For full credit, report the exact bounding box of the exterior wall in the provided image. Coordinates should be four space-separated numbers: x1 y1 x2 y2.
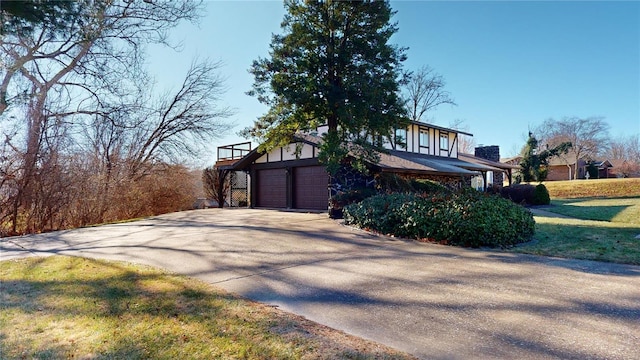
547 166 572 181
389 123 459 158
312 122 462 159
547 161 587 181
255 142 317 164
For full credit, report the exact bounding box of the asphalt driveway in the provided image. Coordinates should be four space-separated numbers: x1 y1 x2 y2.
2 208 639 359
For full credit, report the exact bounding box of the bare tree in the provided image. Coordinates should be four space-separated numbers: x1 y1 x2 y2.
607 134 640 161
403 65 456 122
127 60 232 177
536 117 610 180
606 134 640 177
1 1 204 115
202 166 230 208
0 1 235 235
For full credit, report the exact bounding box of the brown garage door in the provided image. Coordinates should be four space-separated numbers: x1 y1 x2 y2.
294 166 329 210
256 168 286 208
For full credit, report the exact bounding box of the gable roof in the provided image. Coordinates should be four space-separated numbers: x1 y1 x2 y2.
459 153 520 171
374 151 487 176
408 120 473 137
220 133 499 177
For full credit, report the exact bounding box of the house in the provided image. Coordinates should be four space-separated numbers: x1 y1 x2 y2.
499 153 615 181
546 154 613 181
214 121 511 211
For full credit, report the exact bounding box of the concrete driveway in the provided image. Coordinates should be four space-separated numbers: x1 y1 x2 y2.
2 208 639 359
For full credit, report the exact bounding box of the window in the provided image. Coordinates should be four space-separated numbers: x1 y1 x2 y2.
419 128 429 150
440 133 449 151
395 128 407 150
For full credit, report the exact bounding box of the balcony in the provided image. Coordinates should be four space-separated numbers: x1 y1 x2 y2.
216 141 252 166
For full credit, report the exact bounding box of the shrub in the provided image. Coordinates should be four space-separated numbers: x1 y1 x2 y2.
500 184 536 204
343 190 535 248
374 173 414 193
331 187 377 208
374 173 450 194
411 179 450 194
532 184 550 205
500 184 550 205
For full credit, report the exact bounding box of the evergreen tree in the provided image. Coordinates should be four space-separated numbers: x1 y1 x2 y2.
520 133 540 183
0 0 80 35
243 0 407 174
520 132 572 182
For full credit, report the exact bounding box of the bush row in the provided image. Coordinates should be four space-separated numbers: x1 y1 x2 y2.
343 190 535 248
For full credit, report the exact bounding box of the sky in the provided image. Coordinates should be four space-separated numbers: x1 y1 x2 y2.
147 0 640 165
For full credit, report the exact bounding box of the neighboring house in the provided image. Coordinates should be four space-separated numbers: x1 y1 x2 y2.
215 121 511 210
546 156 613 181
500 154 615 182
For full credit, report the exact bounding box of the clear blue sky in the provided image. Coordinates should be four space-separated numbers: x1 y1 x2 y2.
147 0 640 164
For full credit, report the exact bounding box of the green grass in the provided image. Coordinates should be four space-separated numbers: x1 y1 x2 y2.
545 197 640 224
0 256 414 360
511 196 640 265
514 216 640 265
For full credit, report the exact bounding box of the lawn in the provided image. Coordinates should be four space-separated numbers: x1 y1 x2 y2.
511 196 640 265
542 178 640 198
544 197 640 224
0 256 415 360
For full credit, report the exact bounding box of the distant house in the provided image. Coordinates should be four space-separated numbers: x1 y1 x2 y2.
214 121 514 210
500 153 615 181
546 154 613 181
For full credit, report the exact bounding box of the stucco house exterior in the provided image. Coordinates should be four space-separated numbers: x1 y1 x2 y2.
215 121 513 211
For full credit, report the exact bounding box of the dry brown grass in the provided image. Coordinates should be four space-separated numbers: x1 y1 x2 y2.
542 178 640 198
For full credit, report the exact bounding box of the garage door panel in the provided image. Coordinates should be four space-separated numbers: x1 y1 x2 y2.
294 166 328 210
256 168 286 208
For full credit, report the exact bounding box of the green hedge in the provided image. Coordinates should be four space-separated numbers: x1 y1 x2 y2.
500 183 550 205
343 190 535 248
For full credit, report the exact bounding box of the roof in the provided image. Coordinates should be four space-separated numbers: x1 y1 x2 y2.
374 151 483 176
500 156 522 164
408 120 473 137
215 133 321 170
547 154 613 168
459 153 520 171
219 133 495 177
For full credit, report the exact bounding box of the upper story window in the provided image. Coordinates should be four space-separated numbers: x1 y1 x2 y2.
395 128 407 150
440 133 449 151
419 128 429 150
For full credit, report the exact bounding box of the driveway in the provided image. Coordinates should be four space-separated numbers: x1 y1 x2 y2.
2 209 639 359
